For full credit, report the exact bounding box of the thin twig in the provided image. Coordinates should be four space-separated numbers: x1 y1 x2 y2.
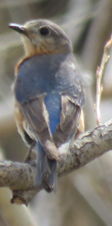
96 35 112 125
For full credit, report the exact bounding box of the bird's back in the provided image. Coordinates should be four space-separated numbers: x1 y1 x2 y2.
15 53 84 103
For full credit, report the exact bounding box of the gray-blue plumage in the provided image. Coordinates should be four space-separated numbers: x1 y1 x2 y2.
14 52 85 191
10 19 85 192
15 53 84 107
15 52 84 141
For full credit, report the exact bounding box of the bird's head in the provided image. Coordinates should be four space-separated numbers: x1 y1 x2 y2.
9 19 72 56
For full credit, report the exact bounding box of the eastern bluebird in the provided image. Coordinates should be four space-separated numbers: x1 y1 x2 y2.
9 19 85 192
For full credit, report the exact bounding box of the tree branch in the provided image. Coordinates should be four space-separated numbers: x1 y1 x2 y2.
96 36 112 125
0 119 112 205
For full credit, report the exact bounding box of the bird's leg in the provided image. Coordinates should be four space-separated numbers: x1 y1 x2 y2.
24 141 36 163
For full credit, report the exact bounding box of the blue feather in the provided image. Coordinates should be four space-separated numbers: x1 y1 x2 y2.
36 141 57 192
44 92 61 134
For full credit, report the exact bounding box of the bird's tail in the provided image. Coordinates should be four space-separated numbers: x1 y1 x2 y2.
36 141 57 192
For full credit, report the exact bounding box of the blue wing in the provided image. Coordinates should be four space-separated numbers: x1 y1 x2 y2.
14 53 84 143
14 52 85 191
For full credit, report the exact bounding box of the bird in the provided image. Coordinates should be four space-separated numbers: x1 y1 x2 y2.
9 19 85 192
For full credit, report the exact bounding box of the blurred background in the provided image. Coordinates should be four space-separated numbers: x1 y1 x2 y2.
0 0 112 225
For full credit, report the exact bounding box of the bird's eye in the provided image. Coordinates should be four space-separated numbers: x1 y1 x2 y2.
39 27 49 36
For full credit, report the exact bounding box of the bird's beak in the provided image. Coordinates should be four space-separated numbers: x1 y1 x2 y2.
9 23 27 36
